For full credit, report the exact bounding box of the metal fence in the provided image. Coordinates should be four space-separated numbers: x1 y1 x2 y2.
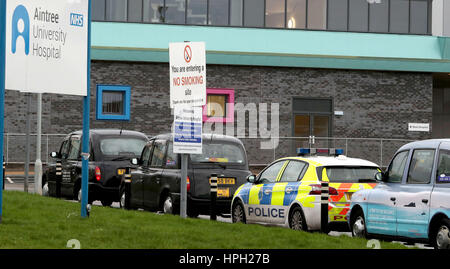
3 133 66 164
2 133 415 169
240 136 416 169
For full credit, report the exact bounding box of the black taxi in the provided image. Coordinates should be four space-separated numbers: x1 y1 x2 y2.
122 133 252 217
43 129 148 206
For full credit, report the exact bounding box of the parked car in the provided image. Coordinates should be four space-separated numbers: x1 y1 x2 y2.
231 149 381 232
43 129 149 206
121 133 252 217
348 139 450 249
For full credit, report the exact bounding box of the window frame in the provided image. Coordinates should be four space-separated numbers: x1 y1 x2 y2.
278 159 308 182
436 149 450 184
257 160 287 183
386 150 410 184
406 148 435 185
150 140 168 168
202 88 234 123
96 84 131 121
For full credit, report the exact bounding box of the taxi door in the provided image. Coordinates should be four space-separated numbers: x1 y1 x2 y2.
396 149 434 239
143 140 166 210
130 142 153 208
246 160 287 224
366 150 410 236
62 135 81 197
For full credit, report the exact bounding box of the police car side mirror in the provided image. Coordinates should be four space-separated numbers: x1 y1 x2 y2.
246 174 257 183
131 158 139 165
50 152 59 158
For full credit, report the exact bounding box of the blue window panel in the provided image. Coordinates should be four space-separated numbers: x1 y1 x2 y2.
96 85 131 121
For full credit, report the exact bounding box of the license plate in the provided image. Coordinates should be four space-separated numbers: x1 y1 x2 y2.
117 169 126 175
210 177 235 185
217 188 230 198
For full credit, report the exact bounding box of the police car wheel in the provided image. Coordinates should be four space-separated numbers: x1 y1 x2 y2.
232 201 246 224
289 207 306 231
434 219 450 249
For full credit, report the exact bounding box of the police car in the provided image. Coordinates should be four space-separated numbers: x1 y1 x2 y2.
348 139 450 249
231 148 381 232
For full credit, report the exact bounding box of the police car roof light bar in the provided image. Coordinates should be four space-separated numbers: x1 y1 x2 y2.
297 148 344 157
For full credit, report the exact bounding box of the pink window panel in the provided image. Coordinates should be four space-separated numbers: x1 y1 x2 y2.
202 88 235 123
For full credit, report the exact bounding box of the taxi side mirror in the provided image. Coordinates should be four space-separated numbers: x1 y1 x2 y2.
131 158 139 165
246 174 257 183
375 172 385 182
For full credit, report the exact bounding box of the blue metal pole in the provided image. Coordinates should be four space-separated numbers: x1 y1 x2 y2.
0 0 7 224
81 0 92 218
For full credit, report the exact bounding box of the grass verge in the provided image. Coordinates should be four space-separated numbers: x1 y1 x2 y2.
0 191 408 249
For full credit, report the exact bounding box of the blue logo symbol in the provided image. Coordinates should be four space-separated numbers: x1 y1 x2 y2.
11 5 30 55
70 13 83 27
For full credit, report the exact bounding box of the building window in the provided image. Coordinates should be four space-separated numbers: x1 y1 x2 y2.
286 0 306 29
265 0 285 28
96 85 131 121
165 0 186 24
203 88 234 123
187 0 207 25
230 0 243 26
209 0 229 26
369 0 389 33
307 0 326 30
244 0 264 27
90 0 431 36
143 0 165 23
348 0 368 32
106 0 128 22
128 0 143 22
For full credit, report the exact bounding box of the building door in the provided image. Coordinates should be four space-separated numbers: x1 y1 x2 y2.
292 98 332 150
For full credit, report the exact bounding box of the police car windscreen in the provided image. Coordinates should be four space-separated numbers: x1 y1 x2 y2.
100 138 147 157
190 143 245 164
325 166 379 183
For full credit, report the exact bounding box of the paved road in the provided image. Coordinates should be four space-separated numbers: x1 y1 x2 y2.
3 181 432 249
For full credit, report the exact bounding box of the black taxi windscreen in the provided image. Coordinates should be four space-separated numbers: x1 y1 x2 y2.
320 166 380 183
190 143 245 164
100 137 147 157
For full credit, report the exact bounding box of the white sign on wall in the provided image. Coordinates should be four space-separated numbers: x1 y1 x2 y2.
169 42 206 108
173 106 203 154
5 0 88 96
408 123 430 132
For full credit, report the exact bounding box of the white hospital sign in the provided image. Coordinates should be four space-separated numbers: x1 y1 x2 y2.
169 42 206 108
5 0 88 96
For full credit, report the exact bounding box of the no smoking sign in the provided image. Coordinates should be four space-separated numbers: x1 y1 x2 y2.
169 42 206 108
184 45 192 63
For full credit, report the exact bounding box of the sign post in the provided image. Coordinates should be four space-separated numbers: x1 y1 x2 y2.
169 41 206 218
80 0 91 218
0 0 7 224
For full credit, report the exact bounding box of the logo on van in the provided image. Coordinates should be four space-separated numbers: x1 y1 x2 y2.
11 5 30 55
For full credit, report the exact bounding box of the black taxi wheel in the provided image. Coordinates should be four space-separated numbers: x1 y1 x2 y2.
289 207 307 231
433 219 450 249
232 200 246 224
101 200 113 207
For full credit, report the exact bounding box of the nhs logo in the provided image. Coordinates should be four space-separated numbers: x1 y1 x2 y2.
70 13 83 27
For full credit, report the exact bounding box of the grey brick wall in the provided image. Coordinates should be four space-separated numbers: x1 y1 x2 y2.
3 61 433 165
